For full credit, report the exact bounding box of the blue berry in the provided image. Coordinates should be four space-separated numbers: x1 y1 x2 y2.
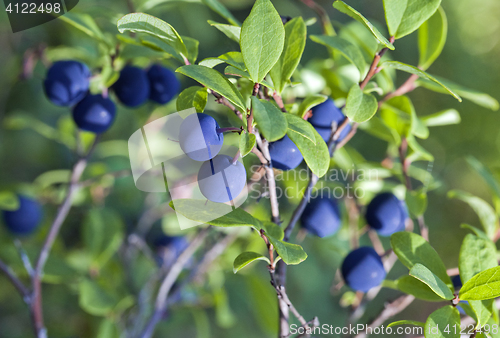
147 64 181 104
72 94 116 133
112 65 150 107
3 196 42 235
341 247 386 292
300 194 341 237
309 99 351 142
43 60 90 106
452 275 462 290
155 235 188 256
179 113 224 161
365 192 408 237
198 155 246 203
269 135 303 171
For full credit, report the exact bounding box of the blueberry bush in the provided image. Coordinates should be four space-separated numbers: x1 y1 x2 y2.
1 0 500 337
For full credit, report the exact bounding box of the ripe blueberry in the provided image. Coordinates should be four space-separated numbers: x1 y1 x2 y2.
300 194 341 237
280 15 292 24
309 99 351 142
268 135 303 171
72 94 116 133
198 155 246 203
44 60 90 106
452 275 462 290
365 192 408 236
147 64 181 104
341 247 386 292
3 196 42 235
112 65 150 107
179 113 224 161
154 235 188 267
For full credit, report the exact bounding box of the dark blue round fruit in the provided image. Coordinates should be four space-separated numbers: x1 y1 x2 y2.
112 65 150 107
3 196 42 235
198 155 246 203
300 194 341 237
341 246 386 292
155 235 188 256
365 192 408 237
452 275 462 290
44 60 90 106
308 98 351 142
147 64 181 104
179 113 224 161
72 94 116 133
268 135 303 171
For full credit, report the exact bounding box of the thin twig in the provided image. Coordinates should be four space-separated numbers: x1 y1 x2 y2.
0 258 30 300
139 227 211 338
30 135 100 337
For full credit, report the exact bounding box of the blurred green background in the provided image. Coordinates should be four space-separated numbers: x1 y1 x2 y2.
0 0 499 337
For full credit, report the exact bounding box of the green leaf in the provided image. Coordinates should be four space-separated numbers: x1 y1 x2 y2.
96 318 119 338
169 199 261 228
138 35 184 62
265 235 307 265
459 234 497 283
59 12 109 46
240 0 285 83
448 190 498 239
460 266 500 301
391 232 451 284
79 280 117 316
383 0 442 39
424 306 460 338
285 114 316 144
218 52 246 71
117 13 188 61
201 0 240 26
418 7 447 70
250 97 288 142
344 84 378 123
287 126 330 178
417 76 499 110
466 156 500 200
177 86 208 113
379 61 461 101
297 95 327 118
0 192 19 211
461 224 489 240
409 264 454 300
310 35 366 76
333 1 395 50
388 320 425 328
421 109 461 127
270 17 307 93
233 252 270 273
397 275 447 302
359 116 401 145
239 132 256 157
261 221 285 241
177 65 246 113
184 36 200 64
407 134 434 162
208 21 241 43
406 189 428 217
470 299 494 330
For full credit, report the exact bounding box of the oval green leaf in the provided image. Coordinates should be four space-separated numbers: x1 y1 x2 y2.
344 84 378 123
310 35 366 76
409 263 454 300
233 252 270 273
424 306 460 338
418 7 447 70
177 86 208 113
383 0 442 39
285 114 316 144
460 266 500 301
251 97 288 142
287 126 330 178
239 132 256 157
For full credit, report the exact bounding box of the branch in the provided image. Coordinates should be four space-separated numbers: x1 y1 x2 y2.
30 135 100 337
140 227 211 338
0 258 30 300
299 0 335 36
359 37 395 90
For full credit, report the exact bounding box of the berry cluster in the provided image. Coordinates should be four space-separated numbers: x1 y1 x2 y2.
179 113 246 203
44 61 180 134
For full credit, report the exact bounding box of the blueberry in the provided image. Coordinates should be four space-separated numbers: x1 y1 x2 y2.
147 64 181 104
43 60 90 106
112 65 150 107
72 94 116 133
452 275 462 290
365 192 408 237
198 155 246 203
341 247 386 292
308 99 351 142
3 196 42 235
154 235 188 256
268 135 303 171
280 15 292 24
300 194 341 238
179 113 224 161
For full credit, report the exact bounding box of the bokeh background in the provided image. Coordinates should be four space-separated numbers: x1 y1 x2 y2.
0 0 499 337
